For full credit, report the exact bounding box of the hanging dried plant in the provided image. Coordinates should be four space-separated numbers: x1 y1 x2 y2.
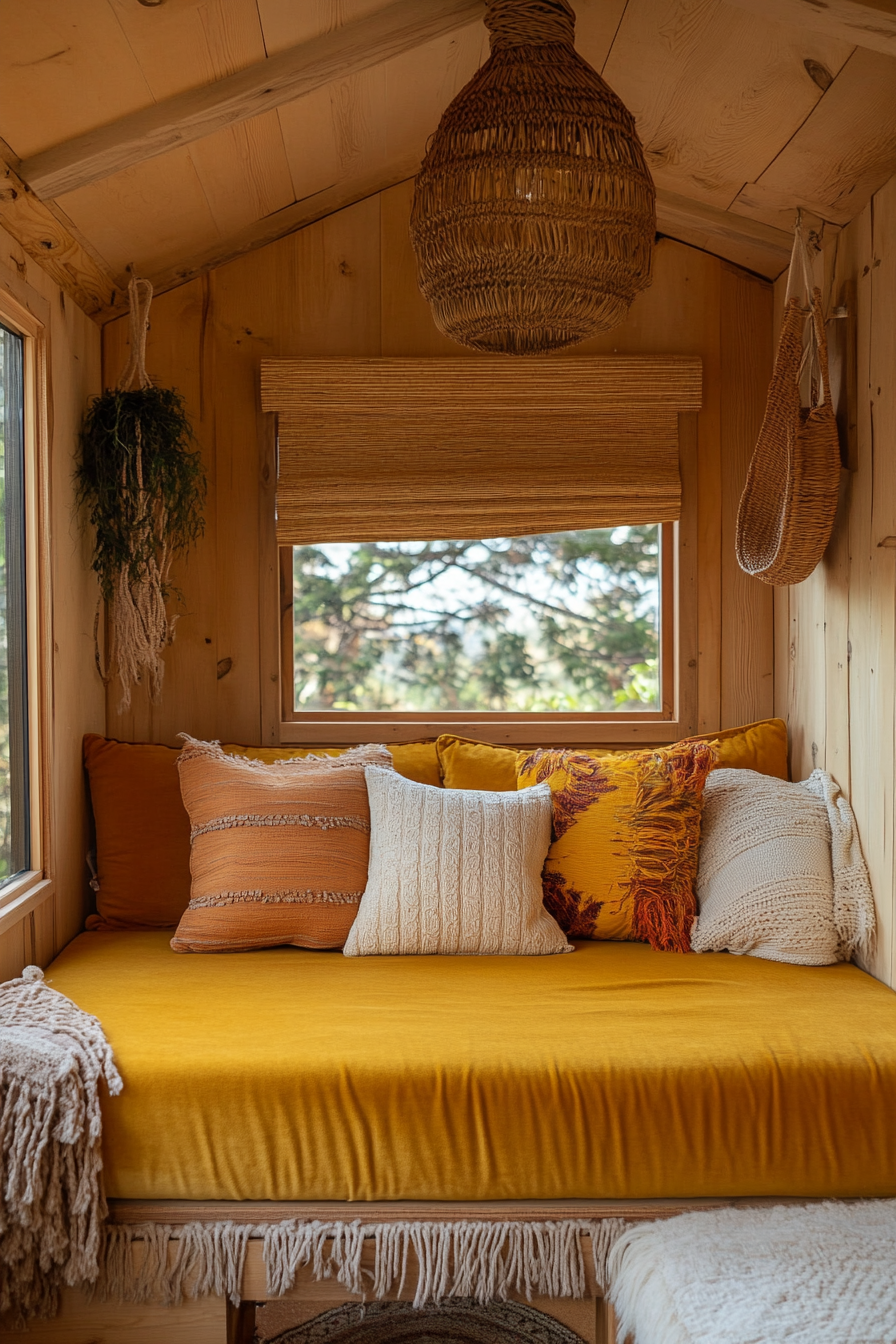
77 278 206 709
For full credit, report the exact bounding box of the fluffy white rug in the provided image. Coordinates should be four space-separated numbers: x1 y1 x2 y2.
607 1201 896 1344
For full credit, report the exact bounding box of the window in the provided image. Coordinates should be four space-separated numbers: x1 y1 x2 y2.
0 323 29 886
282 524 677 741
266 353 699 746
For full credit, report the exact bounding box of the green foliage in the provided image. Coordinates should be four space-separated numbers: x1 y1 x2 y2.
292 528 660 714
77 387 206 601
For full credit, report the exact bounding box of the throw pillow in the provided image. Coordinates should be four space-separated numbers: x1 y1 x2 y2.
692 768 875 965
83 733 193 931
680 718 788 780
343 769 570 957
170 738 391 952
226 739 442 787
435 734 521 791
84 734 438 931
436 719 788 793
516 742 716 952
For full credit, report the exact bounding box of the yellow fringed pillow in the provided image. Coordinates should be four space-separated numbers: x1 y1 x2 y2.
517 742 716 952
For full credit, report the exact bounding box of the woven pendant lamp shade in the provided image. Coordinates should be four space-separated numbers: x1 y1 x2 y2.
409 0 656 355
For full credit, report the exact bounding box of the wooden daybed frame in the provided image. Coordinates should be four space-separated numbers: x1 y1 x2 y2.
2 1195 811 1344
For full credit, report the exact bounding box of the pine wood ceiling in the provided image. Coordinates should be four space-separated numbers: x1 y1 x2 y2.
1 0 894 323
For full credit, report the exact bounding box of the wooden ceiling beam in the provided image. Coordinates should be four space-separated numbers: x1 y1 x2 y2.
655 190 793 280
18 0 485 203
724 0 896 57
0 153 119 319
92 167 793 324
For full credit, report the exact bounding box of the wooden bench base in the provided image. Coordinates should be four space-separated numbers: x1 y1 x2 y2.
1 1197 794 1342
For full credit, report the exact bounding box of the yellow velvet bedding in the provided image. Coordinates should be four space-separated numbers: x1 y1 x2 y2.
46 932 896 1202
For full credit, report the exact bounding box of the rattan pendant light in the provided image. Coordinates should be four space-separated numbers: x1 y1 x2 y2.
410 0 656 355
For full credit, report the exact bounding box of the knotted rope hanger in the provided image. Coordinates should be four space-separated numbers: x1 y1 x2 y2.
734 214 841 586
116 276 153 392
94 276 176 706
783 216 826 410
485 0 576 47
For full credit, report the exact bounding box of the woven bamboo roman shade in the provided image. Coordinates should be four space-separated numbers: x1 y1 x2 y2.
261 358 702 543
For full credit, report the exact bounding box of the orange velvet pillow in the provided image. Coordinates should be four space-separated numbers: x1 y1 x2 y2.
171 738 387 953
84 734 192 931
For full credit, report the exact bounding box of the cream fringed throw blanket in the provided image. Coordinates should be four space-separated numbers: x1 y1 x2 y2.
0 966 122 1323
99 1217 628 1310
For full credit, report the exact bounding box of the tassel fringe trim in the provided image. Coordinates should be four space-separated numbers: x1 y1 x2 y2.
98 1218 629 1310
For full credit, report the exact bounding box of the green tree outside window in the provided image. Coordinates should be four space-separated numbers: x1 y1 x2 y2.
292 527 660 715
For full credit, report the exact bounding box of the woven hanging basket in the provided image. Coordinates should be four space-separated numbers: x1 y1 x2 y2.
409 0 656 355
735 226 842 587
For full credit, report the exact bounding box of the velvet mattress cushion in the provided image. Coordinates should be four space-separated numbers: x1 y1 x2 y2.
44 931 896 1203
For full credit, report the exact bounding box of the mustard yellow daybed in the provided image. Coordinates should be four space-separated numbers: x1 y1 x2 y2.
45 931 896 1203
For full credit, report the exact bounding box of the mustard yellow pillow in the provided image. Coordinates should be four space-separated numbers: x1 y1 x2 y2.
682 718 788 780
436 735 520 791
517 742 716 952
438 720 788 792
224 739 441 787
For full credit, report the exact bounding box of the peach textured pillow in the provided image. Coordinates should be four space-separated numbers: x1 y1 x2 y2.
171 738 391 953
84 734 438 931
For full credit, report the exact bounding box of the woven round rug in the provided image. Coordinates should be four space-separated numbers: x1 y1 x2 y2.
266 1297 587 1344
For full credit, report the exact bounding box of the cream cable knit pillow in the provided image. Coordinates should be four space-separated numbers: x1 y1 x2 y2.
693 768 875 965
344 768 571 957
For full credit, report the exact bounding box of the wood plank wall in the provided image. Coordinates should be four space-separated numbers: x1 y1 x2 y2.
103 179 775 756
0 222 104 979
775 170 896 988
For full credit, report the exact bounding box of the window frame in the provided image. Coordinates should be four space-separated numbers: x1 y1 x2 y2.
0 288 50 917
276 413 699 747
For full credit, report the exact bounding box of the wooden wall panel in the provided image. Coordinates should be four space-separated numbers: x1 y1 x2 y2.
0 919 27 985
776 169 896 987
103 181 774 760
719 266 775 727
0 221 104 977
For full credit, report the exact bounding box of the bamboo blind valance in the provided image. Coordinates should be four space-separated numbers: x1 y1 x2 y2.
261 357 702 543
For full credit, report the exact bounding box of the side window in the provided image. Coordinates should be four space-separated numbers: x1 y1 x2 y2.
0 323 29 885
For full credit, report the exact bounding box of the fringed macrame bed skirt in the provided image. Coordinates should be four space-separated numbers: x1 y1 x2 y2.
99 1218 627 1310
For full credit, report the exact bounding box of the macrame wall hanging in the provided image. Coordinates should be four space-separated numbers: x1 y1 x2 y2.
736 221 842 586
409 0 656 354
78 277 206 709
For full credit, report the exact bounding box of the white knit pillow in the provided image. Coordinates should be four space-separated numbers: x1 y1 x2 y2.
343 768 571 957
693 768 841 965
